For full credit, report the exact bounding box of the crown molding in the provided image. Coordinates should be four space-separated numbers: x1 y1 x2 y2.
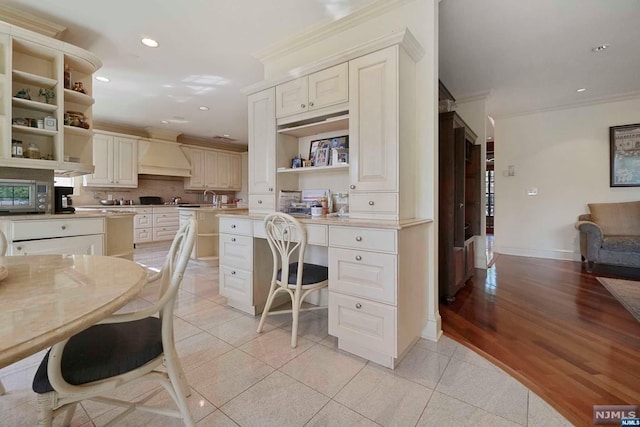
253 0 415 64
178 135 248 152
0 5 66 39
493 91 640 120
456 91 491 104
242 28 424 95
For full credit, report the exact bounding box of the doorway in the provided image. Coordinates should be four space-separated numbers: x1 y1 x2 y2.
485 139 495 265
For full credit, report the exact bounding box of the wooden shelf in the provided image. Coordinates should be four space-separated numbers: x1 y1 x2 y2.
64 89 95 106
12 70 57 88
278 114 349 137
277 163 349 174
64 125 93 137
12 97 58 113
12 125 58 136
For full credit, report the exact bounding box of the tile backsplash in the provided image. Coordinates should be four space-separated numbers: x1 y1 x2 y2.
71 175 236 205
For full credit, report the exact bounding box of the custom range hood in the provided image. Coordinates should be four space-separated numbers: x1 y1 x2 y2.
137 128 191 177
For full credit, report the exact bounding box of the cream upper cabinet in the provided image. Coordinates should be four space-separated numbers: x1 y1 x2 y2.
348 47 398 194
184 147 241 191
248 88 276 197
83 132 138 188
275 63 348 118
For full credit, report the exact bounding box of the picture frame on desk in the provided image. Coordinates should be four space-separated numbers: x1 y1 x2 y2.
610 123 640 187
315 147 330 167
331 147 348 165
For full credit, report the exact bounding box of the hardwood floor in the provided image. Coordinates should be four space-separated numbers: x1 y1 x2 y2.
440 255 640 427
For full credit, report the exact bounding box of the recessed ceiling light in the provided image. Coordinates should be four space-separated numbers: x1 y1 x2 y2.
577 88 587 93
223 134 231 138
95 76 110 83
592 44 609 52
141 37 159 48
161 120 169 124
487 136 493 140
198 106 209 111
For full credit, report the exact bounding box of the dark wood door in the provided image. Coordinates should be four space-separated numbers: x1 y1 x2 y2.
453 127 466 247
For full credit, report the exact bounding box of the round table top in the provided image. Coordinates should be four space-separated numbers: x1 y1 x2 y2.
0 254 148 368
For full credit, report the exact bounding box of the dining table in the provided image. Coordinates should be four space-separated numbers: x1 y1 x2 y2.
0 254 148 370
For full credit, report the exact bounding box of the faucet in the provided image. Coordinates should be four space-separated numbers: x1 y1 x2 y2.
203 189 219 207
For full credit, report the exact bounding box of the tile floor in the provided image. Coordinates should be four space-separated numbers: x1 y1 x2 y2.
0 243 573 426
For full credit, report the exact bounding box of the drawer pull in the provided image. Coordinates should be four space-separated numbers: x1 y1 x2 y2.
269 188 274 192
368 201 374 206
258 200 263 204
309 102 314 107
355 255 362 261
231 224 236 229
355 303 362 309
16 246 22 251
231 237 236 242
300 103 306 108
355 236 362 242
231 271 236 275
61 225 67 230
350 184 356 189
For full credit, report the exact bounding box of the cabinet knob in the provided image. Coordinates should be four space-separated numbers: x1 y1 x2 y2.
268 188 273 192
355 255 362 261
231 271 236 275
309 102 314 107
368 201 374 206
231 237 236 242
16 246 22 251
350 185 356 189
300 104 306 109
231 224 236 229
355 303 362 309
61 225 66 230
355 236 362 242
459 203 464 208
258 200 263 204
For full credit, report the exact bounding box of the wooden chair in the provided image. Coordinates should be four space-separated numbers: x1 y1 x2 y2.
257 213 328 348
31 219 197 427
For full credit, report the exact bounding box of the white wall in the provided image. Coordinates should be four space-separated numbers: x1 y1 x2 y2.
454 98 488 268
494 97 640 260
259 0 441 340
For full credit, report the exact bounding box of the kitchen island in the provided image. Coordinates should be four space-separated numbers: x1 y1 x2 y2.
178 206 248 264
0 211 135 259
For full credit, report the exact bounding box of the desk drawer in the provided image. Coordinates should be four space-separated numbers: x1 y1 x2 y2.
248 195 275 212
219 217 252 236
134 214 152 229
134 228 152 244
153 214 179 227
349 193 398 218
10 234 104 256
329 247 397 304
253 220 328 246
153 226 179 241
328 292 396 357
329 226 397 253
11 218 104 241
219 234 253 270
220 266 253 304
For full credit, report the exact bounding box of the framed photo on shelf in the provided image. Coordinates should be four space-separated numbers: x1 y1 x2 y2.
314 147 330 167
610 123 640 187
310 135 348 166
331 147 349 165
309 138 330 165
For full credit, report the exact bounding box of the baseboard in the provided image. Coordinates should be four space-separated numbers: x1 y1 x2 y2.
494 246 580 262
421 317 442 342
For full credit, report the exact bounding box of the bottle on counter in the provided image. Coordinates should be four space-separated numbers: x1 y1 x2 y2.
321 196 328 216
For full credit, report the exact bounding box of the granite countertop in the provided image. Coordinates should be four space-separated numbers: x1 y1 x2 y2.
216 212 433 229
0 211 136 221
177 206 248 212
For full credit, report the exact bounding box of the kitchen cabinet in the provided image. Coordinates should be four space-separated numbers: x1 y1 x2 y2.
248 88 277 212
183 146 242 191
83 131 138 187
219 216 255 313
0 22 101 176
275 63 348 118
151 206 179 242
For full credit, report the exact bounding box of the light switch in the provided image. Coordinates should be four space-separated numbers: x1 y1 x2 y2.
527 188 538 196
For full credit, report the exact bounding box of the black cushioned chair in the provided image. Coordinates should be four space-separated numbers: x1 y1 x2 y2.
32 219 197 427
256 212 329 348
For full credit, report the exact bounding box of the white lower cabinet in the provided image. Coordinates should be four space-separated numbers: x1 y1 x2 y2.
133 207 153 244
10 234 104 256
219 217 255 314
134 206 179 243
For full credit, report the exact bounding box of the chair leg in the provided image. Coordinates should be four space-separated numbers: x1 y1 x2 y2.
164 353 195 427
257 285 279 333
291 290 303 348
36 393 54 427
61 403 77 427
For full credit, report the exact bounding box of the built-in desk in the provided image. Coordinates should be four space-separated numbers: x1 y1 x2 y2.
218 213 432 369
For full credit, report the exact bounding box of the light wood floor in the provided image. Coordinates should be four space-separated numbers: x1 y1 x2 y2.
440 255 640 427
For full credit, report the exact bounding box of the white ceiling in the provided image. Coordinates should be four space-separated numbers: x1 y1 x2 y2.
439 0 640 121
3 0 639 145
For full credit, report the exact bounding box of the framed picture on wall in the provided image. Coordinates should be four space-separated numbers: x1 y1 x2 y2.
610 123 640 187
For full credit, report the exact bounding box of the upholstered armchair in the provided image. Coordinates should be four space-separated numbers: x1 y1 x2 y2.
576 201 640 272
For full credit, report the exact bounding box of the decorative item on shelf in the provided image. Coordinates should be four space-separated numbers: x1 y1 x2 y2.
38 88 56 104
291 154 303 168
314 147 330 167
36 119 44 129
72 81 86 94
65 111 90 129
11 139 23 158
331 147 349 165
44 116 57 131
15 88 31 100
64 65 71 89
24 143 41 159
12 118 28 127
303 159 313 167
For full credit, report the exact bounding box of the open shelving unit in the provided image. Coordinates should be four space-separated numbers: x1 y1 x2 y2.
277 163 349 174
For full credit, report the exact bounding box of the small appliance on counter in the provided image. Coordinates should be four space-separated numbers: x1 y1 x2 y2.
54 186 75 214
139 196 163 205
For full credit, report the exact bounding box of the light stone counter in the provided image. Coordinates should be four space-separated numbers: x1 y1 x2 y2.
0 255 147 368
1 211 136 221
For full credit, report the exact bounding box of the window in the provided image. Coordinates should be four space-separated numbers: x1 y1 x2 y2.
485 166 494 217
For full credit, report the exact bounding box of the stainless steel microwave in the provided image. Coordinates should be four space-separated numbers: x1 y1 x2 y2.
0 179 49 215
